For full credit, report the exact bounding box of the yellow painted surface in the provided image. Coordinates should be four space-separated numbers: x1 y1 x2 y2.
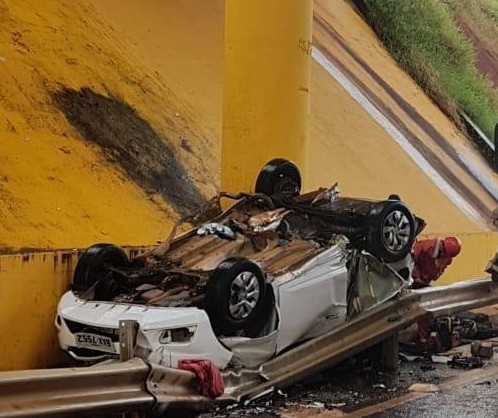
75 0 491 234
0 251 75 371
221 0 312 192
423 232 498 285
2 0 498 372
311 0 496 229
309 61 482 234
0 0 221 250
87 0 225 181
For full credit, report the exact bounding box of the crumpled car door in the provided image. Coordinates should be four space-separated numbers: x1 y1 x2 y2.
347 251 411 318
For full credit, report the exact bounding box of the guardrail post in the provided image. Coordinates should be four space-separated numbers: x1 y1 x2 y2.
381 334 399 371
119 320 139 362
119 320 142 418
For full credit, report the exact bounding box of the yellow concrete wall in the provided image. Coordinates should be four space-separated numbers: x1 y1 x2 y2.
0 247 149 371
221 0 312 192
0 251 75 371
0 0 219 250
87 0 225 181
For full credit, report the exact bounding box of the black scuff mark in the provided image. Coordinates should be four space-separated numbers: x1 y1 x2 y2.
51 87 207 217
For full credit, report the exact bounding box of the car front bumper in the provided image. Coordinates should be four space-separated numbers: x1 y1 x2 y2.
56 291 233 368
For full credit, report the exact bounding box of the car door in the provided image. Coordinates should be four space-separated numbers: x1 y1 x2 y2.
274 244 348 352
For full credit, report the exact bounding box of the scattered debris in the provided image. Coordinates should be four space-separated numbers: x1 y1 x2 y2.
431 355 450 364
408 383 440 393
471 341 494 359
307 401 325 409
402 311 498 360
399 352 424 362
420 362 436 371
475 380 492 386
449 356 484 370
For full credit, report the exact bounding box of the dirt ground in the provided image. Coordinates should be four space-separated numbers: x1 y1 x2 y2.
455 16 498 90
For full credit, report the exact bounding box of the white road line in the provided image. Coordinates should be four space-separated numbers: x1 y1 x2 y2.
456 150 498 202
312 46 486 226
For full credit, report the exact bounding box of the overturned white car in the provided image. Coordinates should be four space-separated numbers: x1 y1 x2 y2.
56 159 424 370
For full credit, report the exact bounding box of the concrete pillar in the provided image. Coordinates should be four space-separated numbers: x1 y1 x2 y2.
221 0 312 192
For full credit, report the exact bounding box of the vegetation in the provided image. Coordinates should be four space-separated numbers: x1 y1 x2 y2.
363 0 498 138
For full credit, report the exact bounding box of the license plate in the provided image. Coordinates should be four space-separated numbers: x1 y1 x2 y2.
75 332 116 354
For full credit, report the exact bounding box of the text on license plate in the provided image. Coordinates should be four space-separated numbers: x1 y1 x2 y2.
75 332 116 353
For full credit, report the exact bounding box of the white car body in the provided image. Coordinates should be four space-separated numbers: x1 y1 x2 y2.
57 245 348 369
57 159 419 370
57 245 409 370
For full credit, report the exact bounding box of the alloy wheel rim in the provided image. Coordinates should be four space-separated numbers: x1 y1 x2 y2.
229 271 260 320
382 210 411 252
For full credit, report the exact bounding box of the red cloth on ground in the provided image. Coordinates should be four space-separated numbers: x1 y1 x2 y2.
412 237 460 286
178 359 225 398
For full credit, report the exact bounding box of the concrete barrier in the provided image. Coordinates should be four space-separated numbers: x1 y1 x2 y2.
0 250 77 371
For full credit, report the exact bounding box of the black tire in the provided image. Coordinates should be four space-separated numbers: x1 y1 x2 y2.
205 257 270 337
72 244 129 293
366 201 416 262
255 158 301 202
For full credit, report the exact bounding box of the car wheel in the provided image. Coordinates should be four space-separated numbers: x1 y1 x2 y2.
205 257 270 337
366 201 416 262
72 244 129 295
255 158 301 202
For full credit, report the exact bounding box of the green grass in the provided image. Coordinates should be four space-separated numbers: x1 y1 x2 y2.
363 0 498 139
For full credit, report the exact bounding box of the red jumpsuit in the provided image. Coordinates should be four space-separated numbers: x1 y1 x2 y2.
412 237 461 348
412 238 455 287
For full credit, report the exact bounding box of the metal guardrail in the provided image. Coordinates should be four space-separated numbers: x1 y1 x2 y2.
0 358 207 418
418 278 498 316
459 112 498 170
0 358 152 418
1 279 497 416
223 292 423 401
223 279 498 401
460 112 495 152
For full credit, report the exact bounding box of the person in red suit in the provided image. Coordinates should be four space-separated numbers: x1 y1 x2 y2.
412 236 462 288
411 236 462 351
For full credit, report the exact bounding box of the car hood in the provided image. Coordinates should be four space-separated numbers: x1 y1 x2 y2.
58 291 208 331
